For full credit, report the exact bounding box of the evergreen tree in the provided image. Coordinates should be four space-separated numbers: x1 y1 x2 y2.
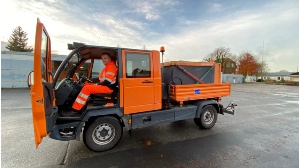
6 26 33 52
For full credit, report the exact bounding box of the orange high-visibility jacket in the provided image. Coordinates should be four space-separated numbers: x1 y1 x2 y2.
99 61 117 85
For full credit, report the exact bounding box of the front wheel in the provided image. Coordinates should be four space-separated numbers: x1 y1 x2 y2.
194 105 218 129
83 116 123 152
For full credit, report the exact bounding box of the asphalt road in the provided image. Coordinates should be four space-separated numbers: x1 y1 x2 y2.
1 84 299 168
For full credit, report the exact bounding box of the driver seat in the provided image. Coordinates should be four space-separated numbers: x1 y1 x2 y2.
90 86 119 106
90 72 119 106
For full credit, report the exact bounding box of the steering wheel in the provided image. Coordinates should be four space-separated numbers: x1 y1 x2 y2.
75 73 93 83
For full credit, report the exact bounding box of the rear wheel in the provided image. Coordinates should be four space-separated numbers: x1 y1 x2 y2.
83 116 123 152
194 105 218 129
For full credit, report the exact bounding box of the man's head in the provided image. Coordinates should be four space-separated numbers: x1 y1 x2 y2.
101 52 112 65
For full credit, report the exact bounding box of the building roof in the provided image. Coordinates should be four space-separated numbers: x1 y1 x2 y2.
1 51 67 61
290 72 299 76
262 72 296 76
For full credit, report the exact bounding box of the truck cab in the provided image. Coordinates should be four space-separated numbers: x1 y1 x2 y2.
30 19 236 152
53 43 162 114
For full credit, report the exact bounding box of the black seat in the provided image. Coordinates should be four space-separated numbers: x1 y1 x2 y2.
91 86 118 106
90 71 119 106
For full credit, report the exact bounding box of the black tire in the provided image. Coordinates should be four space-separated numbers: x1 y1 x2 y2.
83 116 123 152
194 105 218 129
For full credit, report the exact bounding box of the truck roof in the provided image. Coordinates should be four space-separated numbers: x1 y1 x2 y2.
163 61 216 67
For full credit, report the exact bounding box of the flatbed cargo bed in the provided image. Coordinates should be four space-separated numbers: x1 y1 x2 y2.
170 83 230 103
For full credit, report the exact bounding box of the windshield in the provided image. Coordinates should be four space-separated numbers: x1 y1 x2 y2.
53 47 119 88
55 53 80 87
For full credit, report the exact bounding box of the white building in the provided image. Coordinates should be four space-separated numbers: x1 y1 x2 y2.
289 72 299 82
245 75 257 82
1 51 67 88
260 72 298 81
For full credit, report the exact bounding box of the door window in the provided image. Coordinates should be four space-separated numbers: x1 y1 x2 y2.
91 59 105 78
41 31 48 81
125 53 151 78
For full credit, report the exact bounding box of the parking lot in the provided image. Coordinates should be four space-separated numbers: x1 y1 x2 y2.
1 83 299 168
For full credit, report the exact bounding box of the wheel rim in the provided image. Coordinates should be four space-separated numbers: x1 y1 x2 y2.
92 123 115 145
203 110 214 124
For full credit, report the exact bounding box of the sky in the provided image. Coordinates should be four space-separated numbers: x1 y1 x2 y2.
1 0 299 72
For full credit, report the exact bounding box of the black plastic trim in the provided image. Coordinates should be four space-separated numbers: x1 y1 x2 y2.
193 100 220 118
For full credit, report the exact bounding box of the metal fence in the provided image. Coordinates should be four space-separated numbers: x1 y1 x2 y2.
222 74 244 83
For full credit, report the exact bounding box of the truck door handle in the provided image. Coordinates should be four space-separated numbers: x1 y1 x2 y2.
142 80 153 83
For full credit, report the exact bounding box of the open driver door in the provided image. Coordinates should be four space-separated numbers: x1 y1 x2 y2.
30 18 56 148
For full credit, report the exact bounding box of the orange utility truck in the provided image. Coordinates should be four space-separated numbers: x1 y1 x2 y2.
29 19 236 152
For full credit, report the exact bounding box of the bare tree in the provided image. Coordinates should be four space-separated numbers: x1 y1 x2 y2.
256 61 269 77
204 47 236 74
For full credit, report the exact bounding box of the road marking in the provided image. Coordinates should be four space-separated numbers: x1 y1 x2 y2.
238 103 297 108
1 107 31 109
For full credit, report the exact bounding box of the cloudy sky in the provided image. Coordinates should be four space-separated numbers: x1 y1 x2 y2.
1 0 299 72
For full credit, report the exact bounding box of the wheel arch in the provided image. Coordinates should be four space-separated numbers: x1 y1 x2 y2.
82 107 125 127
193 100 220 118
84 114 125 129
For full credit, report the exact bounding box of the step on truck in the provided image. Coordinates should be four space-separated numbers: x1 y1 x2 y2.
29 19 237 152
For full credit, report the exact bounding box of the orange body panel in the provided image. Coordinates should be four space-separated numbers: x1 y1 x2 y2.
121 50 162 114
214 63 221 83
31 19 49 148
152 50 162 108
123 78 155 114
122 50 152 114
119 78 124 108
170 83 231 103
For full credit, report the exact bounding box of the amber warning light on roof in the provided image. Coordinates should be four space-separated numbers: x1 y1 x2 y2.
160 46 165 53
160 46 165 66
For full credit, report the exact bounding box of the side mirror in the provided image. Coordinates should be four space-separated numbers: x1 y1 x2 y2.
28 71 34 88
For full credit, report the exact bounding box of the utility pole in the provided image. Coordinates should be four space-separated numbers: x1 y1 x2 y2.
260 41 264 81
262 41 264 64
